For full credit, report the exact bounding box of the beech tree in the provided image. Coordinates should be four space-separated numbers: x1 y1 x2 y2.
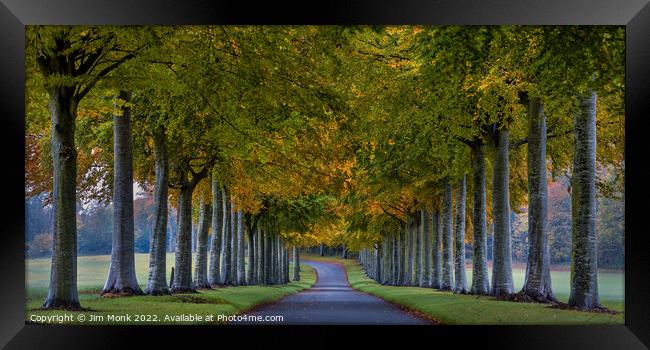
27 27 151 308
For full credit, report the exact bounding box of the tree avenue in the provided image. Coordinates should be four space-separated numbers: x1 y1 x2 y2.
26 25 623 311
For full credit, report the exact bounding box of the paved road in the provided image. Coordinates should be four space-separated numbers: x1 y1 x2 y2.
234 260 431 325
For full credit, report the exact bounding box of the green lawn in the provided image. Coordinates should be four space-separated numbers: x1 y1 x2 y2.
26 254 316 325
304 255 624 325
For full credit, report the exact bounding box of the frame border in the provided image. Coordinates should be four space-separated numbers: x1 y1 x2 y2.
1 0 648 348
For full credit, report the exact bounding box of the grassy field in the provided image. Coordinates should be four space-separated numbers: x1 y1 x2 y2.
304 255 624 325
26 254 316 325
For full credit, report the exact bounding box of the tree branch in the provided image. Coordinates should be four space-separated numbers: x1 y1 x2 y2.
379 204 405 224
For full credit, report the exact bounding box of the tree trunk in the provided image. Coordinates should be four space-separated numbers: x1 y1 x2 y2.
375 243 382 282
414 216 421 286
442 179 455 291
420 209 431 287
272 235 279 284
275 237 281 284
145 127 169 295
454 175 469 294
221 187 232 285
522 98 555 302
172 181 195 293
264 229 272 285
431 210 442 289
391 233 398 285
491 127 514 296
208 180 223 287
285 247 290 283
103 91 142 296
319 243 324 256
569 91 600 309
229 199 238 285
380 244 385 283
470 144 490 295
342 244 347 259
246 219 256 285
282 245 289 283
406 219 414 286
275 239 280 284
191 223 196 253
269 233 275 284
43 87 81 309
293 246 300 281
237 210 246 285
256 226 264 284
193 197 211 289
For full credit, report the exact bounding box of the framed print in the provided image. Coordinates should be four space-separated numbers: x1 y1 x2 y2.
1 0 649 348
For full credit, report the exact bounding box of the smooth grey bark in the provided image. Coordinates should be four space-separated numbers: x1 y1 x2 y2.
283 246 289 283
43 86 81 308
269 232 275 284
385 235 391 284
268 231 276 284
454 175 468 294
342 244 348 259
403 221 410 285
491 128 514 296
270 233 276 284
381 237 387 284
397 225 405 285
374 243 381 282
293 246 300 281
229 200 238 284
237 210 246 285
420 209 432 287
392 233 398 285
319 243 324 256
414 216 421 286
193 198 211 289
470 144 490 295
569 91 600 309
431 210 442 289
145 127 170 295
191 223 196 253
264 229 272 285
171 170 205 293
275 237 281 284
412 221 418 285
521 98 556 302
208 181 223 286
220 187 232 285
256 226 263 284
103 91 142 296
246 215 256 285
282 244 289 283
441 179 455 291
278 238 284 284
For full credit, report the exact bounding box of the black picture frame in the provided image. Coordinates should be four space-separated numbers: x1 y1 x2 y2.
1 0 648 348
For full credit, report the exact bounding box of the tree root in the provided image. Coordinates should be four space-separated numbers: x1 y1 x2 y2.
101 287 144 297
143 288 171 296
496 292 619 314
550 302 619 314
497 291 557 304
36 305 94 312
194 282 212 290
170 287 198 294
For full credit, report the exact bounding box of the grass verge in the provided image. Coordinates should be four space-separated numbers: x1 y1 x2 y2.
304 255 623 325
26 262 315 325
